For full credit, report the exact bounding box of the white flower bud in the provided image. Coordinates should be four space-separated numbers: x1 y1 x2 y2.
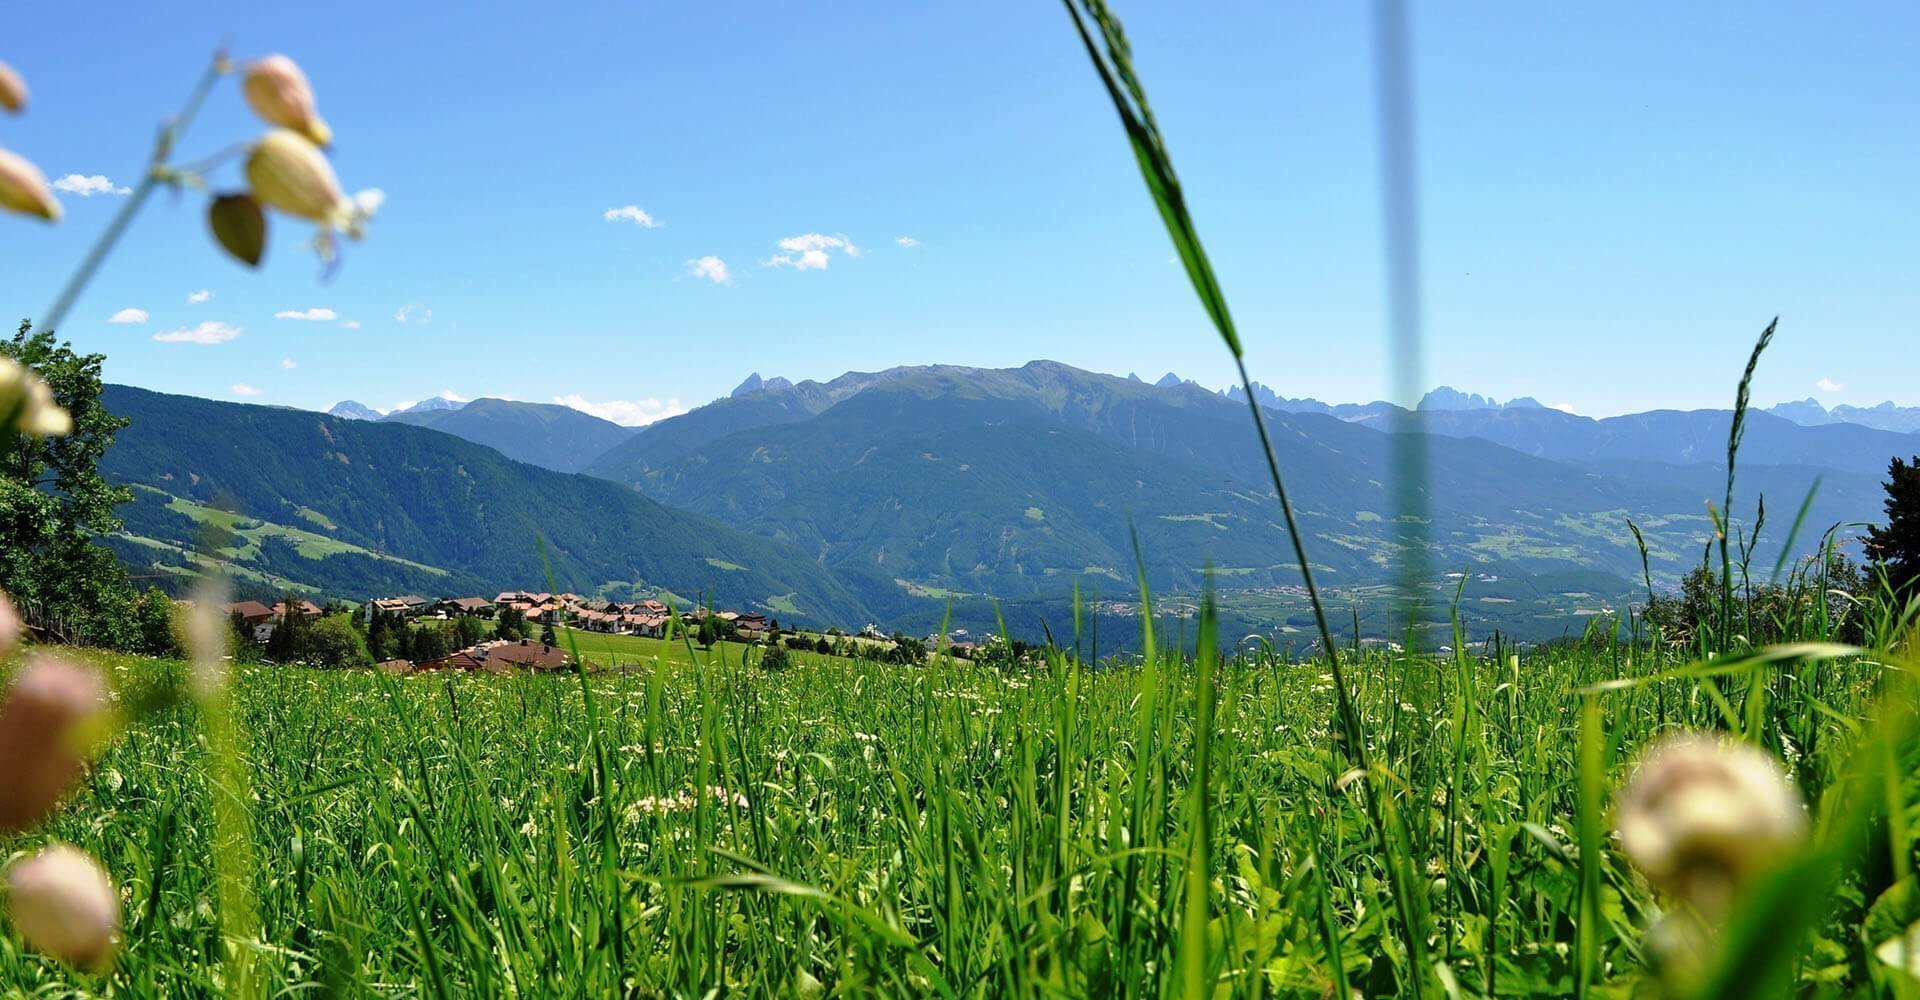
245 129 348 225
0 62 26 114
0 147 60 221
0 590 19 658
0 654 108 832
1616 732 1806 915
241 55 332 147
5 844 120 969
0 356 72 438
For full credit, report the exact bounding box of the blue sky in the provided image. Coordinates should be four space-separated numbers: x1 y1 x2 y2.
3 1 1914 422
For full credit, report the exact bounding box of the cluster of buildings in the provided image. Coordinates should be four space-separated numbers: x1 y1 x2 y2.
390 637 574 674
364 589 779 643
223 599 322 643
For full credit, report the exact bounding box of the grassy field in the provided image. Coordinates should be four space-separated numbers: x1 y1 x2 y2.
2 582 1915 996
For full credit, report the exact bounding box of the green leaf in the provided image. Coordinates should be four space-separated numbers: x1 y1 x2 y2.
210 192 267 267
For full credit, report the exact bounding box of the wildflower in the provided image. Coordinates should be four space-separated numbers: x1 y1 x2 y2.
0 147 60 221
0 62 26 113
0 590 18 657
245 129 349 226
0 358 73 438
5 845 119 968
0 654 109 832
1616 732 1806 914
241 55 332 147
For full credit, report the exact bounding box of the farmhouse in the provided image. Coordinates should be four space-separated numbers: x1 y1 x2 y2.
225 600 276 627
272 599 323 621
435 596 495 617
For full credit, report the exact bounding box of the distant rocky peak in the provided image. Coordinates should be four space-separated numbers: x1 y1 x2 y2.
731 373 793 398
327 400 383 421
1416 387 1547 412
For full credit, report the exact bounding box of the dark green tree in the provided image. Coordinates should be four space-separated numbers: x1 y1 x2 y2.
539 622 558 646
299 615 372 669
495 606 527 641
1866 455 1920 597
265 592 307 662
454 614 486 648
0 321 137 646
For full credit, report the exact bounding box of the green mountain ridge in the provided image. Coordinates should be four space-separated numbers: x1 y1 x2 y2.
97 385 872 624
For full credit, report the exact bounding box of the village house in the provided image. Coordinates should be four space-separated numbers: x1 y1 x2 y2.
434 596 495 618
225 600 276 627
271 599 323 622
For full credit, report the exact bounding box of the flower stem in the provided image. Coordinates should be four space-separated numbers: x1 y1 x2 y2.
33 53 228 338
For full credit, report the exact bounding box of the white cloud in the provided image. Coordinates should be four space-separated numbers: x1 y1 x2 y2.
107 307 148 324
895 236 918 248
280 358 298 369
604 205 660 228
687 256 731 284
766 232 860 270
152 321 241 344
51 174 130 197
187 289 213 304
341 320 362 329
1548 402 1579 414
394 303 432 324
1815 377 1844 393
553 394 688 427
231 383 262 397
275 307 338 321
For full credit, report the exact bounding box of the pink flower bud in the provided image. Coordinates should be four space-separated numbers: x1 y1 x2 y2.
0 62 26 114
0 147 60 221
242 55 332 147
5 844 119 969
0 590 19 657
0 654 107 833
245 129 348 225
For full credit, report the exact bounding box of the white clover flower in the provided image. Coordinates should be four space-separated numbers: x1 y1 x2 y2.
5 844 120 969
1616 732 1806 914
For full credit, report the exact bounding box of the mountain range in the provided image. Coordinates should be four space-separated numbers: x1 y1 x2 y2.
90 363 1916 643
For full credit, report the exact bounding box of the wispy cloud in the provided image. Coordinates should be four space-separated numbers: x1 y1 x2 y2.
231 383 262 397
1549 402 1579 414
394 303 432 324
51 174 130 196
341 320 362 330
281 358 298 369
553 394 688 427
107 307 148 324
1816 377 1844 393
766 232 860 270
152 321 240 344
687 256 731 284
895 236 918 248
604 205 660 228
187 289 213 304
274 307 337 321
